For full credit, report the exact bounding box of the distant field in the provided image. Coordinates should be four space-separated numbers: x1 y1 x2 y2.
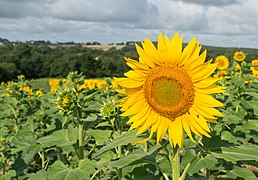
48 44 125 51
82 45 125 51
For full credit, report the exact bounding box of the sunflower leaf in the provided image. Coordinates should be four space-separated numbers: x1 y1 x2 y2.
93 130 147 157
227 165 257 180
109 144 162 169
210 144 258 163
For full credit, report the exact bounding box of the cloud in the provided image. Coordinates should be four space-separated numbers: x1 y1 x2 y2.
172 0 240 6
0 0 49 18
0 0 257 48
48 0 158 23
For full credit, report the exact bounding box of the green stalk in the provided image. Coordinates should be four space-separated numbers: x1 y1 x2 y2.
41 151 45 169
116 132 122 180
171 147 180 180
78 122 84 159
239 62 242 80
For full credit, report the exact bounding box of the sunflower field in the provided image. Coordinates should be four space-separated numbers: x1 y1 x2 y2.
0 33 258 180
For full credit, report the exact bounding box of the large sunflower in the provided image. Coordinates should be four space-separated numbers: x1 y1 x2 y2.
116 33 224 147
215 55 229 70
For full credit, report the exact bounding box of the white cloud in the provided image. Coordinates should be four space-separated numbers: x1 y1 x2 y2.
172 0 239 6
48 0 158 22
0 0 257 48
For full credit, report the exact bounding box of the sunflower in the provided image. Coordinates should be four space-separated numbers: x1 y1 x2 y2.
36 90 43 97
115 33 224 147
234 51 246 62
251 59 258 77
234 64 241 71
215 55 229 70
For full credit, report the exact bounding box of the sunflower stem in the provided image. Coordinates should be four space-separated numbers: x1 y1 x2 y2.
78 122 84 159
170 146 180 180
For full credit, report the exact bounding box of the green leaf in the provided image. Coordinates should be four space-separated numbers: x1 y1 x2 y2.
0 170 16 180
221 131 241 145
248 101 258 115
26 170 47 180
87 129 112 145
187 154 217 176
222 113 242 124
202 135 235 151
181 149 196 169
93 130 147 157
211 145 258 163
235 120 258 133
78 159 96 180
22 142 41 163
227 165 257 180
81 113 97 122
37 128 76 147
109 144 162 169
47 161 85 180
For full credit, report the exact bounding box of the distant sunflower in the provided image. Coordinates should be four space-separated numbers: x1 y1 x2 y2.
251 59 258 77
36 90 43 97
234 64 241 71
234 51 246 62
116 33 224 147
215 55 229 70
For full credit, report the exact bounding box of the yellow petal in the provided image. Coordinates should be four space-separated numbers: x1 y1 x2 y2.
170 32 183 65
156 116 169 142
125 87 143 95
125 57 150 71
188 50 207 71
191 63 217 83
115 78 144 88
184 114 202 137
149 115 161 138
180 38 201 66
187 113 210 137
162 33 183 65
136 43 156 68
121 91 145 110
194 78 219 88
189 108 211 133
136 110 158 135
142 38 163 65
127 105 150 124
163 35 176 65
157 33 167 59
192 105 217 119
124 70 147 81
181 114 196 143
129 108 151 130
121 98 148 116
195 85 225 94
194 96 223 108
169 117 183 147
195 93 224 107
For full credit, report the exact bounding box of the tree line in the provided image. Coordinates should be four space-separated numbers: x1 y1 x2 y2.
0 38 258 82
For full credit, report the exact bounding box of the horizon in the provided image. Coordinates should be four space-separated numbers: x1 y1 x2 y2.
1 36 258 50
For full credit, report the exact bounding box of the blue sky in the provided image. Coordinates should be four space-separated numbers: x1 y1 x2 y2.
0 0 258 48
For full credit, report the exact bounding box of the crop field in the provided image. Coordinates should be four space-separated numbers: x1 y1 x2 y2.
0 39 258 179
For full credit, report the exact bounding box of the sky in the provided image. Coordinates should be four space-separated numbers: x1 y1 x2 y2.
0 0 258 48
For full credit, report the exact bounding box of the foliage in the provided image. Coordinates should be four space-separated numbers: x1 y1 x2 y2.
1 39 258 82
0 53 257 179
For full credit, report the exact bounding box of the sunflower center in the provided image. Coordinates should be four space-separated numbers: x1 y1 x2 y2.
218 61 224 66
152 78 182 106
144 66 195 120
